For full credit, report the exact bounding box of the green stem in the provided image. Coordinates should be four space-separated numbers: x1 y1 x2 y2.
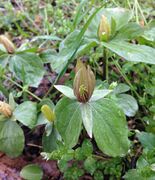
92 154 111 161
105 49 109 82
44 74 59 98
126 0 132 9
0 82 9 97
3 75 42 102
103 48 109 81
136 0 148 25
112 59 141 100
134 0 139 24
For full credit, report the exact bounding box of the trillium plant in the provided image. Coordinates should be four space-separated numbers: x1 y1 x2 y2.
55 60 130 157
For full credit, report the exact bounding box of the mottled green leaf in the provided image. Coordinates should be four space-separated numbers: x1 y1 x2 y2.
102 40 155 64
9 53 44 87
137 132 155 150
14 101 37 128
91 98 130 157
55 98 82 148
54 85 76 99
116 94 138 117
20 164 43 180
0 120 24 157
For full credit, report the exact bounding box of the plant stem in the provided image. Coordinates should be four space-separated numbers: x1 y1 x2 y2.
112 59 141 100
3 75 42 102
92 154 111 161
136 0 147 25
44 75 59 98
103 48 109 81
0 82 9 97
134 0 139 23
126 0 132 9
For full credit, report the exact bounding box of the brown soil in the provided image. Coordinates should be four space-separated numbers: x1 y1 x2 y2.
0 152 60 180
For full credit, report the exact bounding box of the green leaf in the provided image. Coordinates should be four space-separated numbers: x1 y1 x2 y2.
36 113 48 126
137 132 155 150
116 94 138 117
9 93 16 110
84 156 97 175
94 171 104 180
124 169 144 180
55 97 82 148
81 139 93 157
90 89 112 101
14 101 37 129
54 85 76 99
20 164 43 180
42 127 60 152
32 35 62 41
143 20 155 42
81 103 93 138
0 54 10 67
114 23 144 41
114 83 130 94
39 49 58 64
91 98 130 157
102 40 155 64
0 120 24 157
73 0 89 29
9 53 44 87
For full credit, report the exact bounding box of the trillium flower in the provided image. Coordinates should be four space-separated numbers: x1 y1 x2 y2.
73 60 96 103
0 35 15 54
41 104 55 122
54 60 112 138
0 101 12 118
98 15 111 42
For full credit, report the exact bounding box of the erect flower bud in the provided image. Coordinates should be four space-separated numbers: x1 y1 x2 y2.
41 105 55 122
0 101 12 118
98 15 111 42
0 35 15 54
73 60 96 103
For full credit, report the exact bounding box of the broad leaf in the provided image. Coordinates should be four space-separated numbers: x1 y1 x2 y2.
124 169 144 180
39 49 58 64
55 97 82 148
42 127 60 152
116 94 138 117
114 83 130 94
102 40 155 64
143 20 155 43
54 85 76 99
81 103 93 138
32 35 61 41
137 132 155 150
90 89 112 101
9 53 44 87
14 101 37 128
20 164 43 180
0 54 10 67
114 23 144 41
0 120 24 157
91 98 130 157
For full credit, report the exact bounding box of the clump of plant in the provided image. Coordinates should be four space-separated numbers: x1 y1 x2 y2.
54 59 130 157
0 2 155 179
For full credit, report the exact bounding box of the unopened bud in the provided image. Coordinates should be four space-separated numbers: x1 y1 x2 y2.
0 101 12 118
98 15 111 42
73 60 96 103
0 35 15 54
41 105 55 122
109 82 118 90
